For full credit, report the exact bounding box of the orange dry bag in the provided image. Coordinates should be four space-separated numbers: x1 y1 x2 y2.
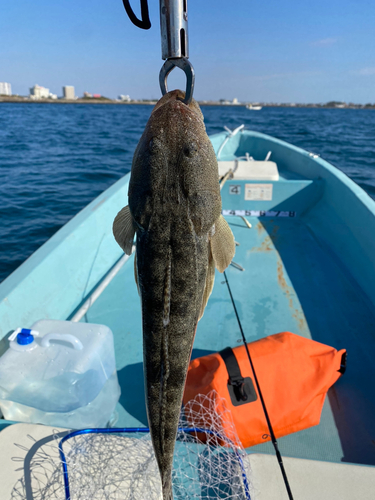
183 332 346 448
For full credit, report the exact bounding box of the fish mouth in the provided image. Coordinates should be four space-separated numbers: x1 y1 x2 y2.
153 90 203 120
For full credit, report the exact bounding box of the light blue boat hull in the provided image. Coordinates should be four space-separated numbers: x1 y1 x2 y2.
1 129 375 468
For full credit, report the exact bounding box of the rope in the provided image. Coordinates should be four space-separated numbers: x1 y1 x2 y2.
217 125 245 159
219 169 234 190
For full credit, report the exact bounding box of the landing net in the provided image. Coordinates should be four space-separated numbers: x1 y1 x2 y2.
11 391 252 500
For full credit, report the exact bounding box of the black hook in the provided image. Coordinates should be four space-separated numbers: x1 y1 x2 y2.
122 0 151 30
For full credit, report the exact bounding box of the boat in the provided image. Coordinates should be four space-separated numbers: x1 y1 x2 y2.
1 126 375 499
246 104 262 110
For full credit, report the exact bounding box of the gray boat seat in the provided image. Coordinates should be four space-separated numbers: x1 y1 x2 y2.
218 160 279 180
0 423 163 499
246 453 375 500
0 423 68 499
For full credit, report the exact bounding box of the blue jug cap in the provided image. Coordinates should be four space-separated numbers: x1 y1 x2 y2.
17 328 34 345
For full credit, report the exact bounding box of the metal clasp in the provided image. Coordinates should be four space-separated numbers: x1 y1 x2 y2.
159 57 195 104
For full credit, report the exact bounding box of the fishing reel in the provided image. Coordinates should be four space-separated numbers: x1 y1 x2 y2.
122 0 195 104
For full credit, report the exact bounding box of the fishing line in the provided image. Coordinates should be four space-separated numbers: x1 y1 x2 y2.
223 270 294 500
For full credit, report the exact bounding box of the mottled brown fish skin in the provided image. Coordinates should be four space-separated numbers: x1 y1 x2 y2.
129 90 221 499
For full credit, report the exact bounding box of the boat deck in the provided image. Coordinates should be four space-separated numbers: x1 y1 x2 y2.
1 128 375 478
81 214 375 467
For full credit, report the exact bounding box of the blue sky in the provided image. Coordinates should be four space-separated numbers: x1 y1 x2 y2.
1 0 374 103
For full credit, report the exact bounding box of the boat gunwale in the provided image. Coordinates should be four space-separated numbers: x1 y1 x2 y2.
211 129 375 216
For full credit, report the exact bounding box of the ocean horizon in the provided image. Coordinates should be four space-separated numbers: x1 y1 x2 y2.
1 103 374 283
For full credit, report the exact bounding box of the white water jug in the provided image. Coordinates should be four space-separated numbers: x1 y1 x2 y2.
0 320 121 428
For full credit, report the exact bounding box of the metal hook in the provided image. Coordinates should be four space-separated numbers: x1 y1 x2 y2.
159 58 195 105
122 0 151 30
123 0 195 104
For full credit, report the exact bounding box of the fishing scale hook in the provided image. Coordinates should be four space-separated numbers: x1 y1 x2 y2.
159 57 195 105
121 0 195 104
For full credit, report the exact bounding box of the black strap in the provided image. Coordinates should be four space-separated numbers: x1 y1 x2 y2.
219 346 248 401
122 0 151 30
339 351 347 374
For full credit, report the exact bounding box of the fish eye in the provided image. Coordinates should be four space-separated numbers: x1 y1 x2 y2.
183 142 198 158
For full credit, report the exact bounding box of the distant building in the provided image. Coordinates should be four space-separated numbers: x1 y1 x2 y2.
83 92 92 98
0 82 12 95
325 101 347 108
63 86 75 100
119 94 131 102
93 94 101 98
232 97 239 104
29 84 50 99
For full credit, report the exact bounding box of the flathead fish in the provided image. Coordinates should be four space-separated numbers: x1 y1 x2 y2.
113 90 235 499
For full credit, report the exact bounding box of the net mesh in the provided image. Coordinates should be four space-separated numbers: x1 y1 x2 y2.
11 391 252 500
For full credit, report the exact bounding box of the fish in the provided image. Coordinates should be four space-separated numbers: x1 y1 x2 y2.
113 89 235 499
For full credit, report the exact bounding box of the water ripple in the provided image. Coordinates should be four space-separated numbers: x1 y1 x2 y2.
1 104 374 282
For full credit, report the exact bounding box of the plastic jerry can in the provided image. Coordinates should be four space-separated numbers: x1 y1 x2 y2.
0 320 121 428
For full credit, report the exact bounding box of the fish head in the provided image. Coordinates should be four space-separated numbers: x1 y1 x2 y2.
152 89 204 120
128 90 221 235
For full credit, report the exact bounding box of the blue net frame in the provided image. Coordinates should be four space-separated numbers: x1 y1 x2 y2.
58 427 251 500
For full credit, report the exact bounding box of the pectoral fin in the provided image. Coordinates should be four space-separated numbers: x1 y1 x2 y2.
113 205 136 255
198 249 215 321
210 215 235 273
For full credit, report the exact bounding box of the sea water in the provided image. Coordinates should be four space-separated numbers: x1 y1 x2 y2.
1 103 374 283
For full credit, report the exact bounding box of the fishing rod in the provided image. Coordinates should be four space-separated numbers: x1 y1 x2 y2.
223 270 295 500
121 0 195 104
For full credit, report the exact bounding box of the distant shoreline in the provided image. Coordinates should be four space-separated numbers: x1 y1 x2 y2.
0 97 155 105
0 96 374 109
